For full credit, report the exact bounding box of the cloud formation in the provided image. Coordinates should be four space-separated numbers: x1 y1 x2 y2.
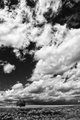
0 0 80 105
3 63 15 74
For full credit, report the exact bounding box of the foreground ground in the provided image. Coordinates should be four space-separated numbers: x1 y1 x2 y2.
0 105 80 120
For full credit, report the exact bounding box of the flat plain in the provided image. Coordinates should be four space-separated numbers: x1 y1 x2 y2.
0 105 80 120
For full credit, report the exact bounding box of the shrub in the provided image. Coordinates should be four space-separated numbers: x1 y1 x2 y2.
16 99 26 107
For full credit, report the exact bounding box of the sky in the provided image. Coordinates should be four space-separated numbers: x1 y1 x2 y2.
0 0 80 105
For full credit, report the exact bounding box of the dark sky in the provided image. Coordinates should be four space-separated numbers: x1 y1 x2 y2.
0 43 37 91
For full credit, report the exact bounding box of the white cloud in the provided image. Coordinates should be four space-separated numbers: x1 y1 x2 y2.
28 26 80 102
12 82 23 90
3 63 15 74
35 0 62 23
0 0 33 50
32 27 80 80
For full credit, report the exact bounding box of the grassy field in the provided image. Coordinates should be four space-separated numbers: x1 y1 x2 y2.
0 105 80 120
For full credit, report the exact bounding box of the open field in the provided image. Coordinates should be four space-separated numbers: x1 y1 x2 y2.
0 105 80 120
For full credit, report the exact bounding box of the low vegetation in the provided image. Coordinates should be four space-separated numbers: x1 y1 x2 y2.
0 105 80 120
16 99 26 107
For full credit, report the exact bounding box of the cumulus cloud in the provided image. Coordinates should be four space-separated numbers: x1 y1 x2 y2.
28 26 80 102
3 63 15 74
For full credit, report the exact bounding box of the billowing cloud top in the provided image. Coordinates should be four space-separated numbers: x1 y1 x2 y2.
0 0 80 105
3 63 15 74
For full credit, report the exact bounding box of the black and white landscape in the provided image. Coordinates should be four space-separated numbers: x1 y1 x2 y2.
0 0 80 119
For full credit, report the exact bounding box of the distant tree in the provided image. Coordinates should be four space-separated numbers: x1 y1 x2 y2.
16 99 26 107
